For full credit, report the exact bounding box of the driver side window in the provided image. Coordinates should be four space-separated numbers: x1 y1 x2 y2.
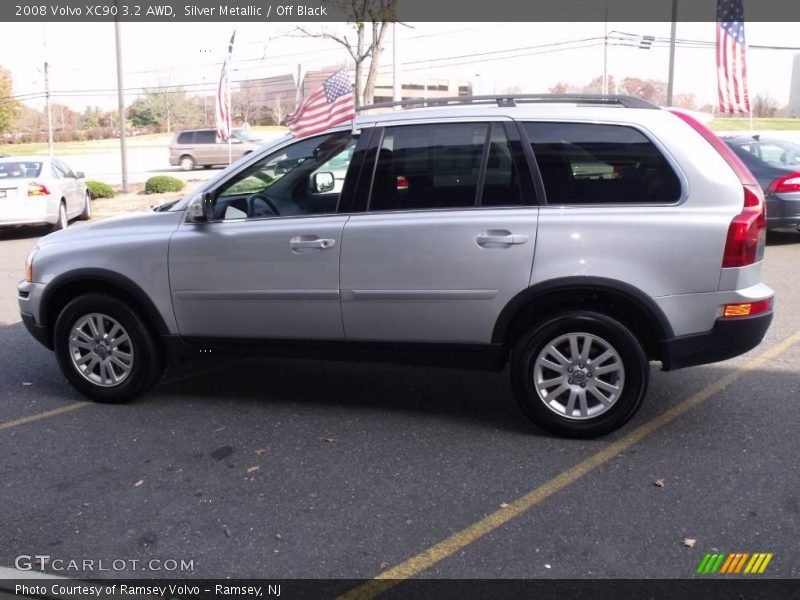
214 131 356 221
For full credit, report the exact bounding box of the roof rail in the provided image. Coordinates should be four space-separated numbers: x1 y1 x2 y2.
356 93 660 112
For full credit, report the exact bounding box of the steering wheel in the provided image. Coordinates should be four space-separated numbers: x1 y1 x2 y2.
248 193 280 218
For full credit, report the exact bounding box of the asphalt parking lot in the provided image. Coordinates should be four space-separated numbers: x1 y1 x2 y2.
0 224 798 589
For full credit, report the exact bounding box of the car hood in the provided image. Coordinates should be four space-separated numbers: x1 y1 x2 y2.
37 209 183 248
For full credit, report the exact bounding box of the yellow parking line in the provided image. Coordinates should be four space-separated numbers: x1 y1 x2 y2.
0 402 89 432
339 330 800 600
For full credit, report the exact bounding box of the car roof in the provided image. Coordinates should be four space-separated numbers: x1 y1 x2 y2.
0 155 47 163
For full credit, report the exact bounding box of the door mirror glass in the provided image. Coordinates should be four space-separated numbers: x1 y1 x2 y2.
186 194 212 223
312 172 335 194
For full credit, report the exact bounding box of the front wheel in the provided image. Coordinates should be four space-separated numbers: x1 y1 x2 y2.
78 192 92 220
510 311 649 438
53 294 163 403
179 155 195 171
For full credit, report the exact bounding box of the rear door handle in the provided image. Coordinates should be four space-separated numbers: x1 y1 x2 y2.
289 236 336 251
476 231 529 246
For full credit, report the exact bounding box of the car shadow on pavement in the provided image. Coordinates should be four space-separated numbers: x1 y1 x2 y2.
766 229 800 246
153 355 534 435
0 225 51 241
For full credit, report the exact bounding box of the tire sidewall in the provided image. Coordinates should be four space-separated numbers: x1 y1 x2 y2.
53 203 67 231
53 294 161 403
511 311 649 438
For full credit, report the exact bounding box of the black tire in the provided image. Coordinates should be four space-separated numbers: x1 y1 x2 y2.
510 311 649 438
78 192 92 220
51 201 67 231
53 294 163 403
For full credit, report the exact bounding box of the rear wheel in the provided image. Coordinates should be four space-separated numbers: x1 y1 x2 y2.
78 192 92 220
53 294 163 403
51 202 67 231
510 311 649 438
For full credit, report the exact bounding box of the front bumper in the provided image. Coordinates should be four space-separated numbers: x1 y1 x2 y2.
21 311 52 349
660 311 773 371
18 281 52 349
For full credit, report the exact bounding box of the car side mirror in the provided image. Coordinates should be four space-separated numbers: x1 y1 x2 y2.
187 192 215 223
312 172 335 194
75 171 85 179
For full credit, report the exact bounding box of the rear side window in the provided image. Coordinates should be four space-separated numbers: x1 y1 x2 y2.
369 123 487 211
194 130 217 144
524 122 681 205
177 132 194 144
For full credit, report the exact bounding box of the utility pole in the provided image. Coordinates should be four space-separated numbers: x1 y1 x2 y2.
114 16 129 193
43 61 54 159
602 1 609 95
666 0 678 106
392 22 401 108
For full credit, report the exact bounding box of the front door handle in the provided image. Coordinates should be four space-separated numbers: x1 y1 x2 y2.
476 231 529 246
289 236 336 251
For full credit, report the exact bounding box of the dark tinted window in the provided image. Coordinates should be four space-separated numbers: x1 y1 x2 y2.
524 122 681 204
177 132 194 144
194 130 217 144
369 123 487 211
481 124 525 207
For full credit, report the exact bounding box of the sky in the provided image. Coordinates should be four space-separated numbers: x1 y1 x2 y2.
0 21 798 113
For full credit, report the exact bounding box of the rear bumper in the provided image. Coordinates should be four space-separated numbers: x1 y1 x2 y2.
660 311 772 371
766 192 800 228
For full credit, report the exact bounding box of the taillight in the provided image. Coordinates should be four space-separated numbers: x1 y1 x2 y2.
27 182 50 196
669 110 766 268
722 298 772 318
768 172 800 193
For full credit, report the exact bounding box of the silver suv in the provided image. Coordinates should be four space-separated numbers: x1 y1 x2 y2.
18 95 774 437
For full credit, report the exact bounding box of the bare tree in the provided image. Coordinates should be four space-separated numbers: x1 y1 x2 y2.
294 0 398 106
271 95 290 126
752 93 778 118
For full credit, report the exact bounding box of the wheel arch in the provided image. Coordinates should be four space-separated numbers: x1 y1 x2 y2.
493 277 674 361
40 269 170 349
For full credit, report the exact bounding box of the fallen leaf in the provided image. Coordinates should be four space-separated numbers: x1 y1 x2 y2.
246 466 261 474
223 525 231 538
254 448 268 456
379 562 390 569
324 437 337 443
134 480 144 487
654 479 666 488
682 538 697 548
500 502 509 508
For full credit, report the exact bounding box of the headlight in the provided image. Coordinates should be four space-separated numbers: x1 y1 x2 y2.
25 248 38 283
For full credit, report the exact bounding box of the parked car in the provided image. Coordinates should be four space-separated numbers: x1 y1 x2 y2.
19 95 774 437
169 128 263 171
723 135 800 232
0 156 90 230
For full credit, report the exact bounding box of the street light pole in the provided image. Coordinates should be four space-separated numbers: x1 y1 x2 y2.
666 0 678 106
114 15 129 193
43 61 54 159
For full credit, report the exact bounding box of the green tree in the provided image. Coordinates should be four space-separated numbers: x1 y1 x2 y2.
134 85 201 132
81 106 102 129
0 66 21 134
127 97 160 128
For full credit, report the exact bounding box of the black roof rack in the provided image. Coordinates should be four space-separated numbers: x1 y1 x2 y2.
356 93 659 112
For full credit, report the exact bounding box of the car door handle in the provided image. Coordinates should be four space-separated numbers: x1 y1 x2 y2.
476 231 529 246
289 237 336 250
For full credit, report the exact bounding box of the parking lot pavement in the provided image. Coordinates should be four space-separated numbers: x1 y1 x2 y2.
0 227 798 584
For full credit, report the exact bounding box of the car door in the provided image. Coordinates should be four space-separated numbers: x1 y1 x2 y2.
50 160 75 215
340 120 539 344
168 129 363 340
54 159 81 215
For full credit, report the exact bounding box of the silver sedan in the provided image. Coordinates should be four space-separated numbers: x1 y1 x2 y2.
0 156 91 230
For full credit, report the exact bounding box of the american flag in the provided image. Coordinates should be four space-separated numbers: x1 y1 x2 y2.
215 31 235 141
288 68 356 138
716 0 750 114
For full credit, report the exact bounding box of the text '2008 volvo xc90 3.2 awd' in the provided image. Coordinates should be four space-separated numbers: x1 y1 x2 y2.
18 94 774 437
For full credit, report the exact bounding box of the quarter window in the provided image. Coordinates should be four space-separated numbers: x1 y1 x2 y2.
369 123 487 211
524 122 681 204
